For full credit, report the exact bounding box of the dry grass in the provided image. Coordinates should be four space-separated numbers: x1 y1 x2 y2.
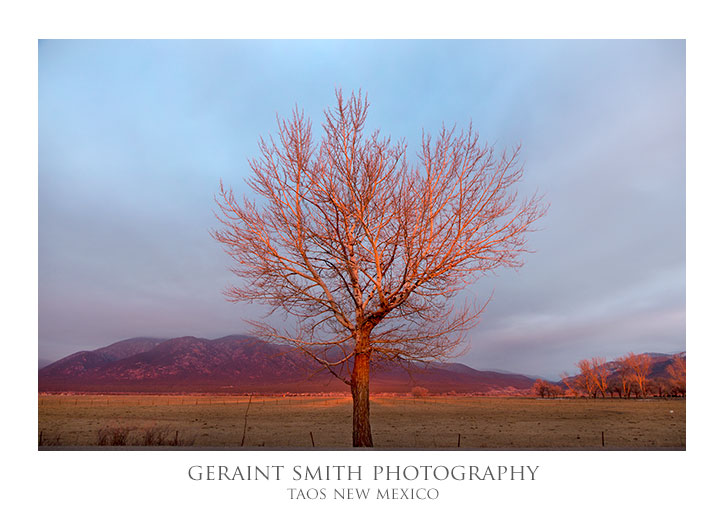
38 394 685 449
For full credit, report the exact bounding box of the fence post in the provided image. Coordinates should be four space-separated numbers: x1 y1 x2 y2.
241 395 253 447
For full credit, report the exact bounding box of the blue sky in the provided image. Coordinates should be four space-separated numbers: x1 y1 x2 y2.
38 40 685 378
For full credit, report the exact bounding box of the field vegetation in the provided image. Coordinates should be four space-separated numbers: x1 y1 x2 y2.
38 394 685 449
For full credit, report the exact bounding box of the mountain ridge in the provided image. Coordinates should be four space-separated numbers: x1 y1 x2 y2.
39 335 685 394
39 335 535 394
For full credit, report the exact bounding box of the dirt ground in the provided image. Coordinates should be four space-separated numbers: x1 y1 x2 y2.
38 394 685 449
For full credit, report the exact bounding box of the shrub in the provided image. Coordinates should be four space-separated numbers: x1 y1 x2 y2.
139 425 196 446
38 432 62 446
411 386 429 397
97 426 131 446
141 424 173 445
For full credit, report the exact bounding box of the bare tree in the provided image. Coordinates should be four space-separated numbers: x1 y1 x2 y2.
560 372 580 397
574 359 599 398
213 90 546 446
411 386 429 398
590 357 610 399
651 377 668 397
606 381 619 398
532 379 562 398
549 383 563 398
614 355 634 399
532 378 549 398
626 352 652 398
666 354 686 397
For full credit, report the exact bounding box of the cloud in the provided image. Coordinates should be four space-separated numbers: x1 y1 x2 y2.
38 40 685 377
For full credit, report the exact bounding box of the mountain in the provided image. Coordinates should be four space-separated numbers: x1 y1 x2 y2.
645 352 686 379
40 337 166 377
38 335 536 394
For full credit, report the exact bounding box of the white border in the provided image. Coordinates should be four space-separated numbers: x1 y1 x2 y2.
3 1 722 512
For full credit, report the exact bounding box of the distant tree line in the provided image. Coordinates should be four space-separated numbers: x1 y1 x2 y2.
532 379 563 398
532 352 685 399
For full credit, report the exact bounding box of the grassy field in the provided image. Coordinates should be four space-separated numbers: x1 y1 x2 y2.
38 394 685 449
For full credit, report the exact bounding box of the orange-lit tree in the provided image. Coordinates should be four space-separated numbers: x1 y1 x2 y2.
626 352 652 398
614 355 634 398
532 379 562 398
574 359 599 398
213 90 546 447
666 354 686 397
532 378 549 398
590 356 610 399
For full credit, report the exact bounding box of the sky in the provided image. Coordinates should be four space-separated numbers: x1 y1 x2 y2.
38 40 685 379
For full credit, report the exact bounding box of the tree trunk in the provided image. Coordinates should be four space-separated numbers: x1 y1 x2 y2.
350 352 373 447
